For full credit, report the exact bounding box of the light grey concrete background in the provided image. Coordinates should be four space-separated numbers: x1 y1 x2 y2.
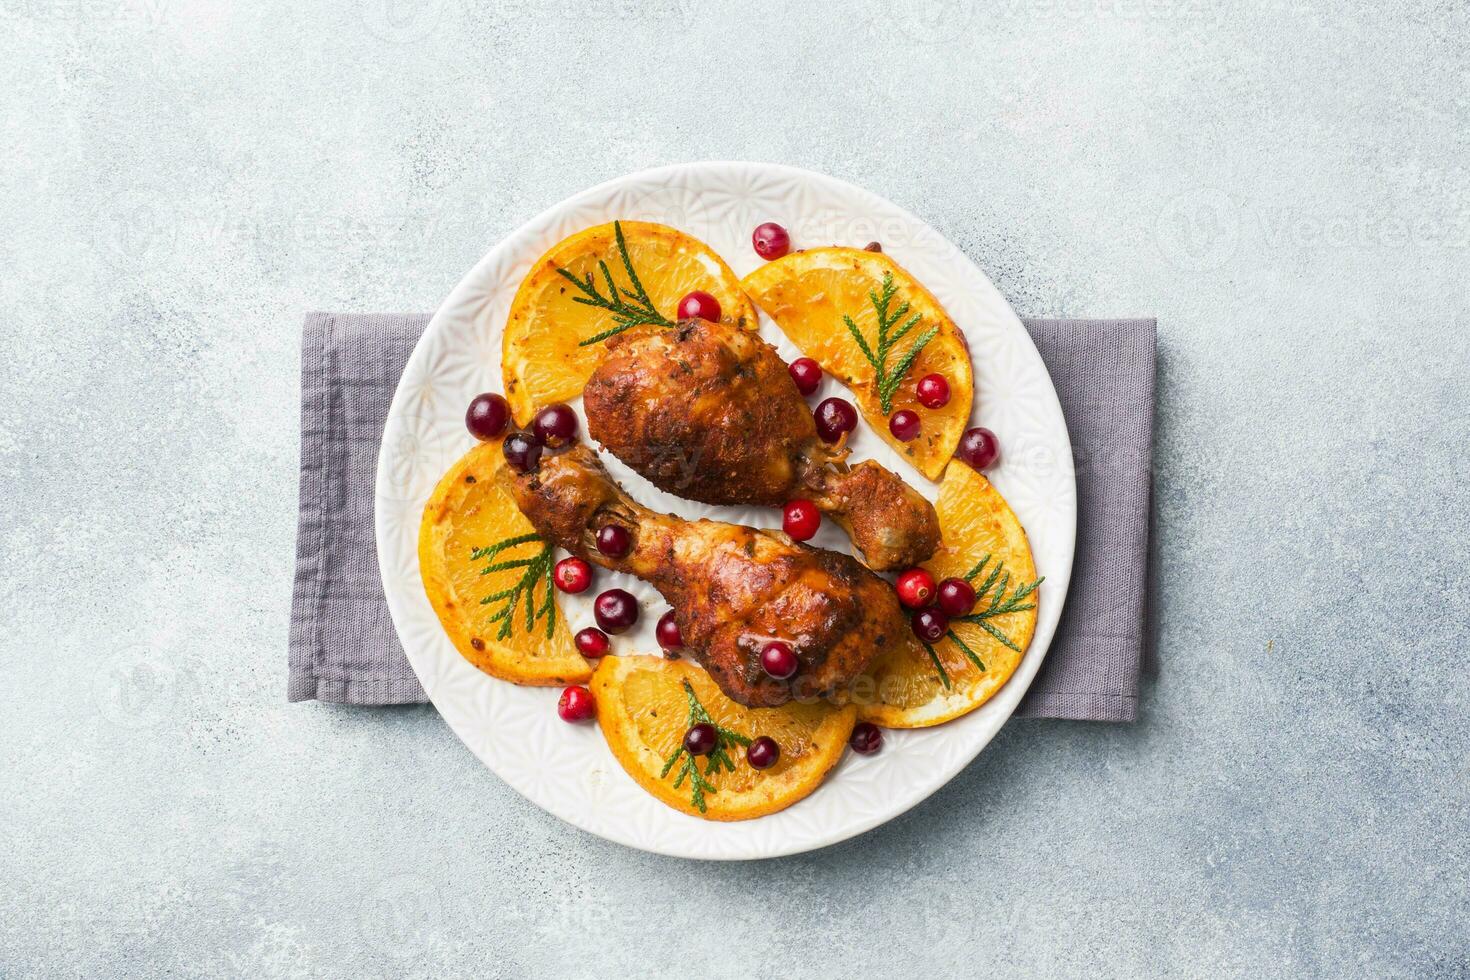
2 1 1467 976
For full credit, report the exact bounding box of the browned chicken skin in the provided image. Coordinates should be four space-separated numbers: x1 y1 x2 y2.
582 319 940 571
504 444 910 707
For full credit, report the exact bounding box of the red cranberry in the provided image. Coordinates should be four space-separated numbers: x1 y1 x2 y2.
465 392 510 441
502 431 542 473
683 722 718 756
746 736 780 770
596 524 631 558
782 499 821 541
916 374 951 409
552 557 592 594
574 627 610 659
788 357 822 396
911 607 949 643
849 721 883 755
531 403 579 448
895 568 936 610
593 589 639 634
752 222 791 260
889 409 921 442
557 685 595 722
957 427 1000 470
937 578 977 617
814 397 858 443
656 610 684 651
676 290 722 323
760 641 799 680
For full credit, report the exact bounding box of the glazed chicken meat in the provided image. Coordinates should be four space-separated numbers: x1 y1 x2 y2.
582 318 940 571
504 444 911 708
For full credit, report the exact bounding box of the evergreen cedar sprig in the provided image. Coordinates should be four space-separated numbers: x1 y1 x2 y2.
920 640 951 690
923 555 1044 687
955 554 1044 654
843 271 940 413
558 221 674 347
471 533 557 641
659 679 752 814
920 630 988 691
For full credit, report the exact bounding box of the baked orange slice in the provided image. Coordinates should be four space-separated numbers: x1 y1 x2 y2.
857 462 1040 728
502 221 757 424
742 247 972 480
419 440 589 685
592 656 856 821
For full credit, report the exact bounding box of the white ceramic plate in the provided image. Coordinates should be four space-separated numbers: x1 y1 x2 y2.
376 162 1076 860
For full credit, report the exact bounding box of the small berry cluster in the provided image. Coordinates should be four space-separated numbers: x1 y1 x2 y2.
896 567 982 651
465 392 581 474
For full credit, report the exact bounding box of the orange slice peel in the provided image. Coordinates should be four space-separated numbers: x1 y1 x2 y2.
418 439 589 685
742 247 973 481
857 462 1040 728
502 221 756 424
592 656 856 821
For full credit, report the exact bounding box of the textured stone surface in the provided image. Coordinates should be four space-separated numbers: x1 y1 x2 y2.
2 1 1467 976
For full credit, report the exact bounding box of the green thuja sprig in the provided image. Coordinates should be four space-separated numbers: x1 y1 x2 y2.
658 679 752 814
922 555 1044 687
920 640 951 690
843 271 939 413
954 554 1044 654
558 221 675 347
472 532 557 641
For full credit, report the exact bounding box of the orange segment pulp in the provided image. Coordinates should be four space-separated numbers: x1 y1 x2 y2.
858 462 1039 728
592 656 856 821
741 247 972 481
419 440 589 685
502 221 756 424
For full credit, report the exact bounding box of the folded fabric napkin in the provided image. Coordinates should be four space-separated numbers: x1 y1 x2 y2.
289 312 1155 722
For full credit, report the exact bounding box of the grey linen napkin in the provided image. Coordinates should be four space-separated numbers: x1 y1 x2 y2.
1010 319 1155 722
289 312 1155 722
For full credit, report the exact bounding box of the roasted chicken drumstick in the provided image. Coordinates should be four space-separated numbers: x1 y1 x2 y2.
504 443 910 708
582 318 940 571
